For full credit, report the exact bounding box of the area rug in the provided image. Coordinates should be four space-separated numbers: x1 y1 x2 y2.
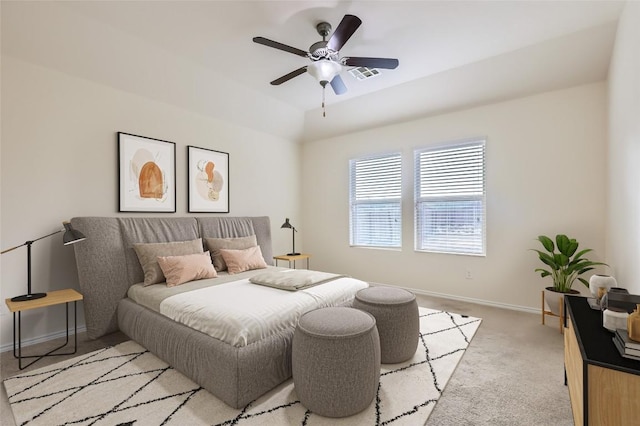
4 307 481 426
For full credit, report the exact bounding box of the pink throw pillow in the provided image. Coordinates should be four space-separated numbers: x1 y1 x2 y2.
218 246 268 274
157 251 217 287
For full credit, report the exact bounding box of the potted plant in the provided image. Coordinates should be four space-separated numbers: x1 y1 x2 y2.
532 234 607 316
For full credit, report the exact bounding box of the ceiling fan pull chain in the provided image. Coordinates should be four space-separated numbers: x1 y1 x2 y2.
322 86 326 117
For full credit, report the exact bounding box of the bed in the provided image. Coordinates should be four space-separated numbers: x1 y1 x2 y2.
70 216 367 408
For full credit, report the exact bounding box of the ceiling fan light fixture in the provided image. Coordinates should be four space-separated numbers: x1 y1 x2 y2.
307 60 342 85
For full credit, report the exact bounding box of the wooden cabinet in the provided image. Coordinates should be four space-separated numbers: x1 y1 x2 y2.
564 296 640 425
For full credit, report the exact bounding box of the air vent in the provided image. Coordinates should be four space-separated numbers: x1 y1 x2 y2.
349 67 381 81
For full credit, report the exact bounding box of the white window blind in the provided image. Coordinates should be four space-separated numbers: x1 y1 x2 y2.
415 140 486 255
349 153 402 248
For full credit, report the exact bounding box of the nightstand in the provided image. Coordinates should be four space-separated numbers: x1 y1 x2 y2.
5 288 83 370
273 253 311 270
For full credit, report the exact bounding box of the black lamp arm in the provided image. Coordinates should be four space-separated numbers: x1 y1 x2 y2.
1 229 62 255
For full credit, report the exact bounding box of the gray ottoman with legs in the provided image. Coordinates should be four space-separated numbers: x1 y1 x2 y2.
292 307 380 418
353 286 419 363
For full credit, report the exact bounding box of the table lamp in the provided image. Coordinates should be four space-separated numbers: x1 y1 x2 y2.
281 218 300 256
1 221 86 302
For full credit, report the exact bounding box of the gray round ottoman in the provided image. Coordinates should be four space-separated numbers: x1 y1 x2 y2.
292 307 380 418
353 286 419 363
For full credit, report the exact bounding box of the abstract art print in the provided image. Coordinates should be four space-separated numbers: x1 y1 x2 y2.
118 132 176 212
188 146 229 213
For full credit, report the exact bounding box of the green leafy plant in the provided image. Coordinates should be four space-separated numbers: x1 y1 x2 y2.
532 234 607 293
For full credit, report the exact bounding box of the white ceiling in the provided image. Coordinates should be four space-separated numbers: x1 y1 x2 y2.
1 1 625 142
61 0 624 112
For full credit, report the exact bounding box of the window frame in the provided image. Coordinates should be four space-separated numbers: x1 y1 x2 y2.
349 151 402 249
414 138 486 256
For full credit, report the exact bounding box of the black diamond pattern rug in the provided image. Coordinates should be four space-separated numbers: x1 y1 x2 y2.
4 307 480 425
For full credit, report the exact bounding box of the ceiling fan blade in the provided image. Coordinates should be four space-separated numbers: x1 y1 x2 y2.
270 67 308 85
327 14 362 52
343 57 399 69
253 37 308 57
330 75 348 95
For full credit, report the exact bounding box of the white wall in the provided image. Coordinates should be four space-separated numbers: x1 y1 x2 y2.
0 57 301 349
1 1 304 142
302 82 608 311
607 1 640 296
302 22 617 143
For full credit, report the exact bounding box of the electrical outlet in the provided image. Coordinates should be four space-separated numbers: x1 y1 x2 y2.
465 270 473 280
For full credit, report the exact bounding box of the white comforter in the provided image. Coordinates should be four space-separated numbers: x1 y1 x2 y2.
145 276 367 347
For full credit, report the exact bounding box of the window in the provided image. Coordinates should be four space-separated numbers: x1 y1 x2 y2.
349 153 402 248
415 140 486 255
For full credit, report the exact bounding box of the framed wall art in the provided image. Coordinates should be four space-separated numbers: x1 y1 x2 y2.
118 132 176 213
187 146 229 213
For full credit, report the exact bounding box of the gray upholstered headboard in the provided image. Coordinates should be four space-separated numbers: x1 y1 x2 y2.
70 216 273 339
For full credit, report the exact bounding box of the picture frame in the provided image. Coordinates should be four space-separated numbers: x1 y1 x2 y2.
187 146 230 213
118 132 176 213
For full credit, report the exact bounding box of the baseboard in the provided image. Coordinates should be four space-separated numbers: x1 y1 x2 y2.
368 281 540 315
0 325 87 354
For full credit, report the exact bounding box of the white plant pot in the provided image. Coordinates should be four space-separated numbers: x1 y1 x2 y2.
544 287 578 316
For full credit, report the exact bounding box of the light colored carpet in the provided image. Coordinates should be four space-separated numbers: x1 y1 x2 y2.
4 307 480 426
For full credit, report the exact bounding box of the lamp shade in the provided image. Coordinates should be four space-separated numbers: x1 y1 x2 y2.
62 221 86 245
281 218 294 229
307 60 342 85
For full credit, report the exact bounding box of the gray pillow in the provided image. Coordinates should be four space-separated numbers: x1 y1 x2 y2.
133 238 204 286
204 235 257 271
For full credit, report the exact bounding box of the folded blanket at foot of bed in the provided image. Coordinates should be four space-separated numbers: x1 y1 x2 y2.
249 269 346 291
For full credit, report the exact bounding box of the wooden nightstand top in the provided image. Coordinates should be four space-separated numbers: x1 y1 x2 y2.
273 253 311 261
5 289 83 313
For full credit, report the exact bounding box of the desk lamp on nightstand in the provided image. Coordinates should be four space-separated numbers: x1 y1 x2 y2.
281 218 300 256
1 221 86 302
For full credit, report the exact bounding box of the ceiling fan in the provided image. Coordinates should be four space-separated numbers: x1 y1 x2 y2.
253 14 399 114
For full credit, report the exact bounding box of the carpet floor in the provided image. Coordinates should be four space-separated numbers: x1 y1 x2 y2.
4 307 480 426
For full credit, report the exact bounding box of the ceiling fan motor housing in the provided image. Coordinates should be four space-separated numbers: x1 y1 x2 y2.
311 21 338 60
309 40 337 60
